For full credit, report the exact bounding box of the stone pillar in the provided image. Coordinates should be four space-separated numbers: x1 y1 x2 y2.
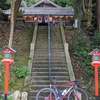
21 92 28 100
13 90 21 100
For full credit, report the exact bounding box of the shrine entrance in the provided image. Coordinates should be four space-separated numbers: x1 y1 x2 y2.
23 14 73 26
37 15 49 25
5 0 74 25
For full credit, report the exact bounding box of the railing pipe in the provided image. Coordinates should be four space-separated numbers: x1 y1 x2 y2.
48 15 51 86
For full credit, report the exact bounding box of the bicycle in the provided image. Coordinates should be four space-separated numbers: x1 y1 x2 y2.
36 79 89 100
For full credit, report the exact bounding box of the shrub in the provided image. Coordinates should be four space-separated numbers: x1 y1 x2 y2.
91 32 100 48
17 9 24 18
12 65 30 78
0 95 13 100
71 31 100 76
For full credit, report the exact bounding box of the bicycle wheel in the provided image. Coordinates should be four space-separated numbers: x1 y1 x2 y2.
67 88 89 100
36 88 57 100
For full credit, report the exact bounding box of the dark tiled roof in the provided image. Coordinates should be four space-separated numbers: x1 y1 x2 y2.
25 7 74 15
4 7 74 15
3 0 74 15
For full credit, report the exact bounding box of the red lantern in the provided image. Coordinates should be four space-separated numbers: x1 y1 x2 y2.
0 46 16 99
89 48 100 98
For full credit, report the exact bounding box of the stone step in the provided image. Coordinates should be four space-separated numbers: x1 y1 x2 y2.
33 60 66 63
30 83 70 89
32 63 67 67
34 49 64 52
37 36 61 38
32 61 66 65
36 43 63 47
36 37 47 39
34 52 64 54
32 62 67 65
30 85 50 89
31 71 68 76
33 58 66 61
35 47 63 49
31 76 69 81
37 35 61 37
34 52 65 55
28 95 69 100
36 36 48 38
37 36 62 39
35 48 63 50
30 82 70 89
32 68 68 72
32 66 67 69
35 47 64 50
36 41 48 43
28 96 68 100
31 82 69 86
34 52 65 56
33 57 65 60
36 43 63 46
51 35 61 37
32 70 68 74
33 55 65 58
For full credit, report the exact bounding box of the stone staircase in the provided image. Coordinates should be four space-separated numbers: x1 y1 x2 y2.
28 26 70 100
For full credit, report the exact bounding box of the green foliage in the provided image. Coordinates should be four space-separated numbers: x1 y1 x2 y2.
21 1 28 7
8 96 14 100
0 0 7 4
21 0 75 7
17 9 25 18
52 0 75 7
53 0 67 7
21 0 39 7
0 24 32 93
92 1 96 27
0 62 4 91
91 32 100 48
12 65 30 78
0 0 10 10
0 95 14 100
72 31 100 76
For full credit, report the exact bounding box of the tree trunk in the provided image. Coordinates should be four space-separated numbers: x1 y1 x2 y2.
87 0 92 27
96 0 100 31
82 0 86 14
82 0 92 27
8 0 21 47
14 0 22 24
73 0 82 41
8 0 15 47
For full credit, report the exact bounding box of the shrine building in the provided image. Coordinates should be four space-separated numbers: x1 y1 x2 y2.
4 0 74 25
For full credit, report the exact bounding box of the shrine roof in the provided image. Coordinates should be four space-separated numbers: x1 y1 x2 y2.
4 7 74 15
3 0 74 16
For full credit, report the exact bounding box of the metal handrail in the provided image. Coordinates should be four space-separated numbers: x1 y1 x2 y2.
48 15 52 87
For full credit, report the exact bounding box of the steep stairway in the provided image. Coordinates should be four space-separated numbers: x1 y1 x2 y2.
50 26 70 83
28 25 70 100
